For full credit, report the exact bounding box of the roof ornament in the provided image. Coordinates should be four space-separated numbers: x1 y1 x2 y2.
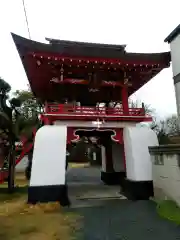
36 60 41 66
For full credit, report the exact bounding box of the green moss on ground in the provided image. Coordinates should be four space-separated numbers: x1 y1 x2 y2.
157 200 180 225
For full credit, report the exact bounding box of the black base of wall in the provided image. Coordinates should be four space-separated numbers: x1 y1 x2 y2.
101 171 126 185
121 178 154 200
28 184 70 206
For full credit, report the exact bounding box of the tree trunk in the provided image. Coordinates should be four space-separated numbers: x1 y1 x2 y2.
8 139 15 193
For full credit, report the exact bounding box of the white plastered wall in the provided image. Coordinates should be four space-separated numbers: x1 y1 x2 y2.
174 82 180 117
152 153 180 205
170 34 180 77
169 34 180 117
54 120 136 128
30 125 67 187
123 126 158 181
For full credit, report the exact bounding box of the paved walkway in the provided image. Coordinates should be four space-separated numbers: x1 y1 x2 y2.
67 165 124 206
66 165 102 184
67 200 180 240
66 166 180 239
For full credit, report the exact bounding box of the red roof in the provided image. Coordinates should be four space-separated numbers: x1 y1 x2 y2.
12 33 170 103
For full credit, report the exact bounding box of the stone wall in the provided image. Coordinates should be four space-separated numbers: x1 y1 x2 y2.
149 145 180 205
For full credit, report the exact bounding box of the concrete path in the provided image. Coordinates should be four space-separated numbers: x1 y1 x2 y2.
66 166 180 239
66 166 125 207
68 200 180 240
66 165 102 184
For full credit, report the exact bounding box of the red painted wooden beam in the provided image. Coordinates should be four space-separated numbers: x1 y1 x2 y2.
121 86 129 115
50 78 125 87
30 52 169 66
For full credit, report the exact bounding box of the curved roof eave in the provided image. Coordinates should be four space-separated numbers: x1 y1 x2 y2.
164 24 180 43
12 33 171 64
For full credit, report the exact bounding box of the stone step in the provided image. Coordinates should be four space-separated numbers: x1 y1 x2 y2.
69 197 127 209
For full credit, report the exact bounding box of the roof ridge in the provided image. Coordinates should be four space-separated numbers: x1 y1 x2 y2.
45 37 126 50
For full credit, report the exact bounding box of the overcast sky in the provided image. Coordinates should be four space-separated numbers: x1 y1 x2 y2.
0 0 179 117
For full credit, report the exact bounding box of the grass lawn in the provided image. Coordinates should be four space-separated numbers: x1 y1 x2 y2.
69 162 90 168
0 173 81 240
157 200 180 225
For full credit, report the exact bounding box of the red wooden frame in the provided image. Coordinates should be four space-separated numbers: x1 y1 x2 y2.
66 127 126 171
31 52 168 66
50 77 126 87
0 170 9 183
42 103 152 122
45 104 145 116
66 127 124 144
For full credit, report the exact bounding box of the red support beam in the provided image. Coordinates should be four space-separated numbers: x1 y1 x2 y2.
121 86 129 115
40 114 51 125
45 102 49 113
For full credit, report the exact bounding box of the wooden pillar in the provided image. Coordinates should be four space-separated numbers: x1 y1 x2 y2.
44 102 49 113
121 86 129 115
104 138 114 172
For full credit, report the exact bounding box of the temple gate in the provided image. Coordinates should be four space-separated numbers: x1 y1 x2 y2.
11 33 170 205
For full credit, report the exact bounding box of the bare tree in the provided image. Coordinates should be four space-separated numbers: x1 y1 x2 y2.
165 115 180 136
149 115 180 144
129 100 155 115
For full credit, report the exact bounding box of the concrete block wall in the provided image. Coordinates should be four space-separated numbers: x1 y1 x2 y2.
149 145 180 205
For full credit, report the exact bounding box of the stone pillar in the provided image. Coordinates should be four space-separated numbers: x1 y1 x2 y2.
28 126 70 206
122 126 158 200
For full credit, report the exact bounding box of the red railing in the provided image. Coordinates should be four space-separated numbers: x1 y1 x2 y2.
45 104 146 117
